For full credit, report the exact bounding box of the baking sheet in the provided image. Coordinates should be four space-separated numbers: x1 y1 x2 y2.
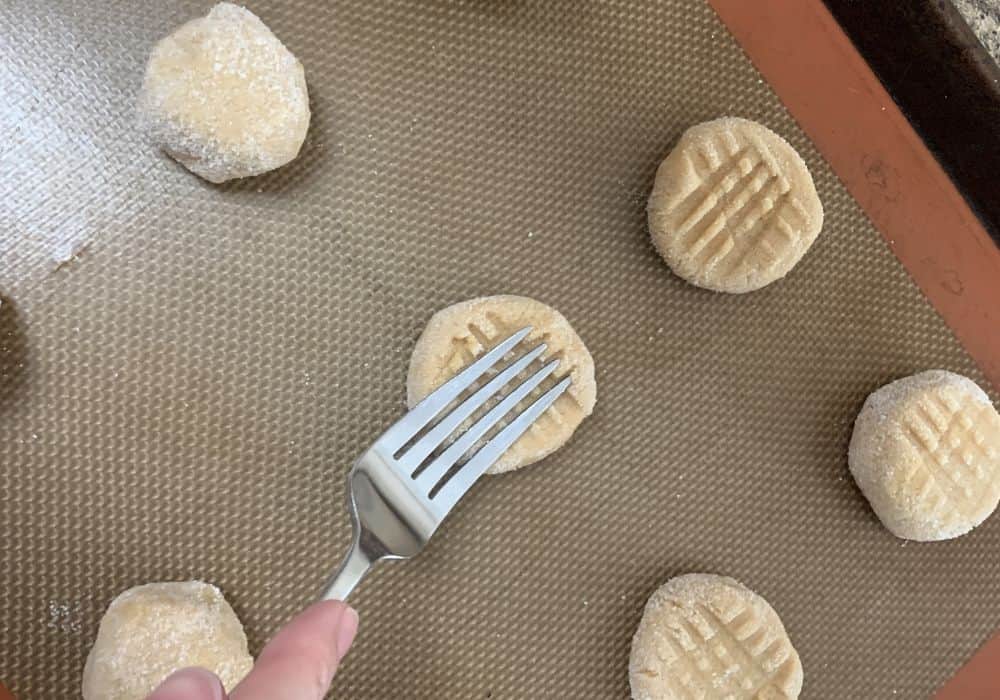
1 0 997 697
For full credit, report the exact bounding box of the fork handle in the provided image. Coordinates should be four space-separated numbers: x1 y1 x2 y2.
319 542 374 601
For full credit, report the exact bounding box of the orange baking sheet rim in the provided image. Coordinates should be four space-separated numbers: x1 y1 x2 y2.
707 0 1000 695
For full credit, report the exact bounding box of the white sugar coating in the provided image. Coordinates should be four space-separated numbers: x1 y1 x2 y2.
82 581 253 700
849 370 1000 541
137 3 310 183
629 573 803 700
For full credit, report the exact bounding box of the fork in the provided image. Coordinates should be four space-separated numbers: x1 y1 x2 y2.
319 327 570 601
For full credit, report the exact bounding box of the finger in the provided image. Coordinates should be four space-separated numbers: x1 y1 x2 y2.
230 600 358 700
146 667 226 700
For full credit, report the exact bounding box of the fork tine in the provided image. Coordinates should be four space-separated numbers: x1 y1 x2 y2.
412 358 561 493
379 327 532 451
396 343 548 472
434 376 572 511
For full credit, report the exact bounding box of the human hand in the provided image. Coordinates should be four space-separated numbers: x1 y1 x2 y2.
146 600 358 700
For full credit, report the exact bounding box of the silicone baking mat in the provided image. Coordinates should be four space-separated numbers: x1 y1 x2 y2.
1 1 997 697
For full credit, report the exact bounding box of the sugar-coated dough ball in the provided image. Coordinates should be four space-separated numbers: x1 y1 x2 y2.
648 117 823 293
849 370 1000 541
407 295 596 474
138 3 310 183
82 581 253 700
629 573 802 700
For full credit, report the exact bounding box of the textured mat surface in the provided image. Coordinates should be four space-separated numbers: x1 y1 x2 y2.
1 1 997 698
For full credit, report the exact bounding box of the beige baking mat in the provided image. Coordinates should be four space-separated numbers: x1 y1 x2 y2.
1 1 997 697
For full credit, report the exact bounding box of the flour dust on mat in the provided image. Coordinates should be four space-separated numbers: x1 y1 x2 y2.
849 370 1000 541
407 295 596 474
137 3 310 183
81 581 253 700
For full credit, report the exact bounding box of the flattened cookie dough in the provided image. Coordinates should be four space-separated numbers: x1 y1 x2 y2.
648 117 823 293
849 370 1000 541
82 581 253 700
629 574 803 700
407 295 596 473
138 3 310 183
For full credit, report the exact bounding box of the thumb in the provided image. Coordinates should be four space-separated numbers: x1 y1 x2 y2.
230 600 358 700
146 667 227 700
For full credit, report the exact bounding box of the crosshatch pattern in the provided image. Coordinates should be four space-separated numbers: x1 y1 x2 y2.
635 603 799 698
671 135 808 281
900 390 1000 530
649 119 822 293
1 0 998 698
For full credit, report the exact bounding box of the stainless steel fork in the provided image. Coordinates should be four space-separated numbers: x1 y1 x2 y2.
320 327 570 601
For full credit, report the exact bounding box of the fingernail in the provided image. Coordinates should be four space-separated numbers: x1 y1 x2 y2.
149 667 225 700
336 606 359 660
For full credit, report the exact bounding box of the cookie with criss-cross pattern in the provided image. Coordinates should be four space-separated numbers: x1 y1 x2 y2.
629 573 802 700
648 117 823 293
849 370 1000 541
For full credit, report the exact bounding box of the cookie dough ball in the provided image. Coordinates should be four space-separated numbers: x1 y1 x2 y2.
82 581 253 700
138 3 310 183
629 574 803 700
407 295 596 473
648 117 823 293
849 370 1000 541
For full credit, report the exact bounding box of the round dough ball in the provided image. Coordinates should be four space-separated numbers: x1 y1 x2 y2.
849 370 1000 541
629 573 803 700
407 295 596 474
647 117 823 293
82 581 253 700
138 3 310 183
